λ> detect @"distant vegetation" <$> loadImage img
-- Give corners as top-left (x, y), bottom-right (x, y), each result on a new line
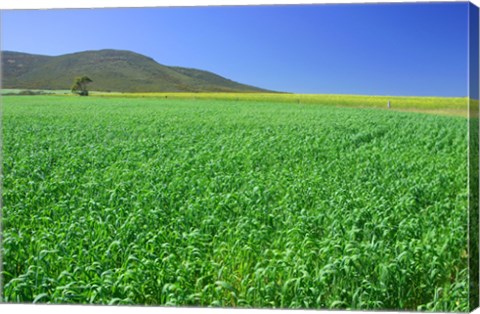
top-left (1, 50), bottom-right (274, 93)
top-left (0, 88), bottom-right (466, 116)
top-left (1, 90), bottom-right (53, 96)
top-left (99, 92), bottom-right (468, 116)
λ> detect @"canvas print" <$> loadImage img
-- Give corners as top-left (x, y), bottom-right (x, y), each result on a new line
top-left (0, 1), bottom-right (479, 312)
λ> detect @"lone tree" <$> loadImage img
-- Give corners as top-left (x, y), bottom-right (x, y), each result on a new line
top-left (71, 76), bottom-right (93, 96)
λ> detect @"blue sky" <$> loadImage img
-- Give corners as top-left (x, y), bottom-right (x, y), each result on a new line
top-left (1, 3), bottom-right (469, 96)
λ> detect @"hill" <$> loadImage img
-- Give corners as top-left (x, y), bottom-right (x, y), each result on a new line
top-left (1, 49), bottom-right (273, 93)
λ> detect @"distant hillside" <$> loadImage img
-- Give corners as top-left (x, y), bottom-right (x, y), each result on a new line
top-left (1, 49), bottom-right (274, 93)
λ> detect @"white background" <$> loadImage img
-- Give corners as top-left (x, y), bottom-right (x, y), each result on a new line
top-left (1, 0), bottom-right (479, 314)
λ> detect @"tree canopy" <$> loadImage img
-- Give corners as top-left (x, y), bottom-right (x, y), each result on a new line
top-left (71, 76), bottom-right (93, 96)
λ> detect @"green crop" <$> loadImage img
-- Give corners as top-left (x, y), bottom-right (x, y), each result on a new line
top-left (1, 95), bottom-right (469, 310)
top-left (97, 92), bottom-right (468, 116)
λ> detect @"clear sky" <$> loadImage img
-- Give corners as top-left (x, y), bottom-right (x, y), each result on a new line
top-left (0, 2), bottom-right (469, 96)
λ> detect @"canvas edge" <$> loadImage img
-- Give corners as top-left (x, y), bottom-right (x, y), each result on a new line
top-left (469, 1), bottom-right (480, 312)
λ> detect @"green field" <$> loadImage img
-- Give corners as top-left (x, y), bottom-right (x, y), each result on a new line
top-left (2, 90), bottom-right (469, 116)
top-left (1, 95), bottom-right (469, 310)
top-left (100, 92), bottom-right (469, 116)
